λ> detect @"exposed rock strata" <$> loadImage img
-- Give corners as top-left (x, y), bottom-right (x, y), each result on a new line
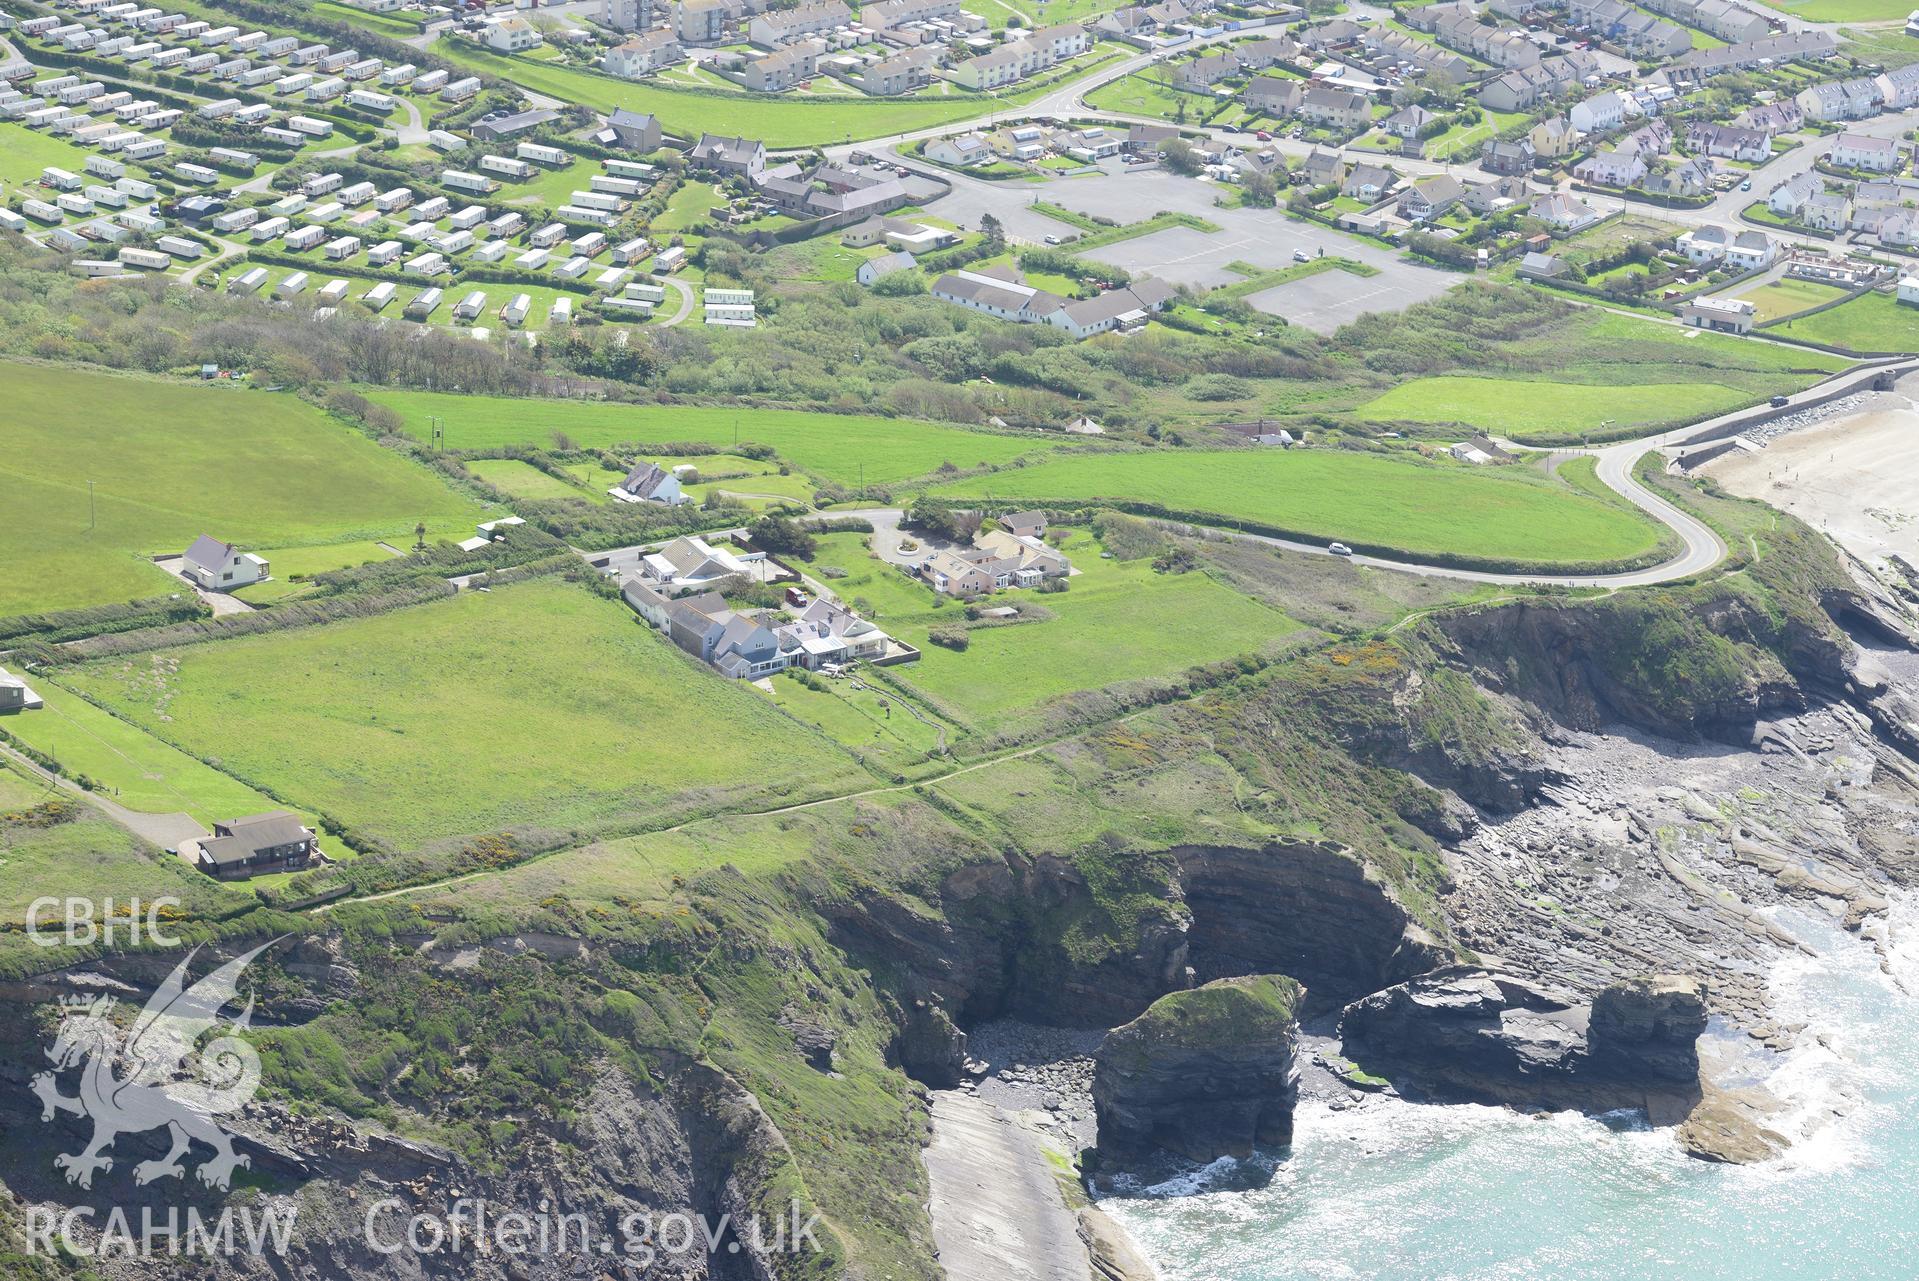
top-left (1093, 975), bottom-right (1303, 1165)
top-left (1338, 967), bottom-right (1706, 1118)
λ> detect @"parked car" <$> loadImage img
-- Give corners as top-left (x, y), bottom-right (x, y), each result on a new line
top-left (1255, 130), bottom-right (1271, 141)
top-left (1293, 248), bottom-right (1311, 262)
top-left (1740, 178), bottom-right (1752, 191)
top-left (1769, 394), bottom-right (1790, 407)
top-left (1328, 542), bottom-right (1353, 557)
top-left (1044, 234), bottom-right (1062, 245)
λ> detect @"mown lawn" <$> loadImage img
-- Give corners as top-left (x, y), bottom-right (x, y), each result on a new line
top-left (467, 458), bottom-right (602, 503)
top-left (436, 41), bottom-right (1123, 148)
top-left (363, 387), bottom-right (1068, 486)
top-left (926, 449), bottom-right (1668, 568)
top-left (230, 540), bottom-right (403, 603)
top-left (59, 579), bottom-right (871, 848)
top-left (0, 363), bottom-right (490, 616)
top-left (1766, 290), bottom-right (1919, 354)
top-left (1734, 278), bottom-right (1848, 322)
top-left (1356, 375), bottom-right (1755, 441)
top-left (653, 181), bottom-right (725, 232)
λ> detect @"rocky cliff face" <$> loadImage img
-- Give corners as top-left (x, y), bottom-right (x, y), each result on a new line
top-left (1173, 840), bottom-right (1449, 1012)
top-left (1092, 975), bottom-right (1303, 1167)
top-left (1337, 966), bottom-right (1707, 1117)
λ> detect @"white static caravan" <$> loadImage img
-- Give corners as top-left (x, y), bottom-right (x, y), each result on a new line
top-left (323, 235), bottom-right (360, 260)
top-left (366, 239), bottom-right (403, 267)
top-left (453, 289), bottom-right (488, 321)
top-left (362, 280), bottom-right (397, 310)
top-left (174, 162), bottom-right (219, 185)
top-left (568, 190), bottom-right (621, 213)
top-left (347, 89), bottom-right (395, 112)
top-left (554, 255), bottom-right (590, 280)
top-left (556, 204), bottom-right (614, 227)
top-left (612, 237), bottom-right (651, 265)
top-left (213, 206), bottom-right (259, 233)
top-left (318, 278), bottom-right (351, 305)
top-left (477, 154), bottom-right (531, 180)
top-left (625, 282), bottom-right (667, 304)
top-left (339, 181), bottom-right (376, 207)
top-left (414, 195), bottom-right (449, 220)
top-left (404, 251), bottom-right (447, 275)
top-left (549, 296), bottom-right (572, 325)
top-left (251, 216), bottom-right (290, 242)
top-left (426, 129), bottom-right (464, 152)
top-left (72, 259), bottom-right (123, 278)
top-left (406, 286), bottom-right (444, 318)
top-left (374, 187), bottom-right (413, 213)
top-left (276, 270), bottom-right (310, 298)
top-left (55, 192), bottom-right (95, 216)
top-left (303, 171), bottom-right (343, 196)
top-left (114, 175), bottom-right (156, 200)
top-left (440, 75), bottom-right (480, 102)
top-left (283, 224), bottom-right (328, 252)
top-left (118, 246), bottom-right (170, 269)
top-left (412, 68), bottom-right (448, 93)
top-left (381, 62), bottom-right (417, 86)
top-left (570, 230), bottom-right (608, 257)
top-left (498, 292), bottom-right (530, 328)
top-left (591, 175), bottom-right (643, 197)
top-left (286, 116), bottom-right (333, 138)
top-left (516, 141), bottom-right (567, 166)
top-left (472, 238), bottom-right (509, 263)
top-left (441, 169), bottom-right (495, 195)
top-left (513, 247), bottom-right (550, 270)
top-left (86, 184), bottom-right (128, 208)
top-left (41, 166), bottom-right (83, 190)
top-left (228, 266), bottom-right (268, 294)
top-left (273, 73), bottom-right (313, 95)
top-left (447, 204), bottom-right (487, 231)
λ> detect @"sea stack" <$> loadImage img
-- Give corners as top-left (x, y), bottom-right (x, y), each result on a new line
top-left (1093, 974), bottom-right (1304, 1166)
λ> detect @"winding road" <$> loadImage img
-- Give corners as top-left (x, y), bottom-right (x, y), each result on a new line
top-left (850, 359), bottom-right (1914, 591)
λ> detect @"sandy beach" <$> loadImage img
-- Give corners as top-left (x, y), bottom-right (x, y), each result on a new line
top-left (1709, 394), bottom-right (1919, 568)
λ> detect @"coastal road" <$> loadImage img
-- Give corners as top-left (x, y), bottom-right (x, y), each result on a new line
top-left (848, 361), bottom-right (1915, 591)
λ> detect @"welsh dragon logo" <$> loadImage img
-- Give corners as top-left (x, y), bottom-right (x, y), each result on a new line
top-left (31, 940), bottom-right (281, 1191)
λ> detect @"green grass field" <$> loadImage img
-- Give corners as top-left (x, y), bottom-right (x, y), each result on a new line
top-left (875, 528), bottom-right (1300, 732)
top-left (0, 363), bottom-right (490, 616)
top-left (362, 387), bottom-right (1069, 486)
top-left (926, 449), bottom-right (1668, 568)
top-left (0, 766), bottom-right (254, 965)
top-left (654, 181), bottom-right (725, 232)
top-left (1766, 290), bottom-right (1919, 353)
top-left (1356, 376), bottom-right (1755, 442)
top-left (59, 579), bottom-right (870, 848)
top-left (1754, 0), bottom-right (1913, 18)
top-left (436, 41), bottom-right (1122, 148)
top-left (764, 673), bottom-right (949, 774)
top-left (467, 458), bottom-right (602, 503)
top-left (1734, 278), bottom-right (1848, 322)
top-left (0, 121), bottom-right (99, 188)
top-left (1084, 71), bottom-right (1214, 123)
top-left (230, 540), bottom-right (403, 603)
top-left (4, 683), bottom-right (292, 825)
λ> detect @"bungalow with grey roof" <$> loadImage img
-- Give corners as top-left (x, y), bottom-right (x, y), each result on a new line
top-left (0, 666), bottom-right (43, 712)
top-left (186, 811), bottom-right (319, 880)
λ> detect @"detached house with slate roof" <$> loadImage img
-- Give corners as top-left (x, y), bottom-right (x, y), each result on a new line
top-left (608, 461), bottom-right (687, 505)
top-left (181, 534), bottom-right (267, 590)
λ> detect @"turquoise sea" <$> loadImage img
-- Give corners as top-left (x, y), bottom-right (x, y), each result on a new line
top-left (1101, 897), bottom-right (1919, 1281)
